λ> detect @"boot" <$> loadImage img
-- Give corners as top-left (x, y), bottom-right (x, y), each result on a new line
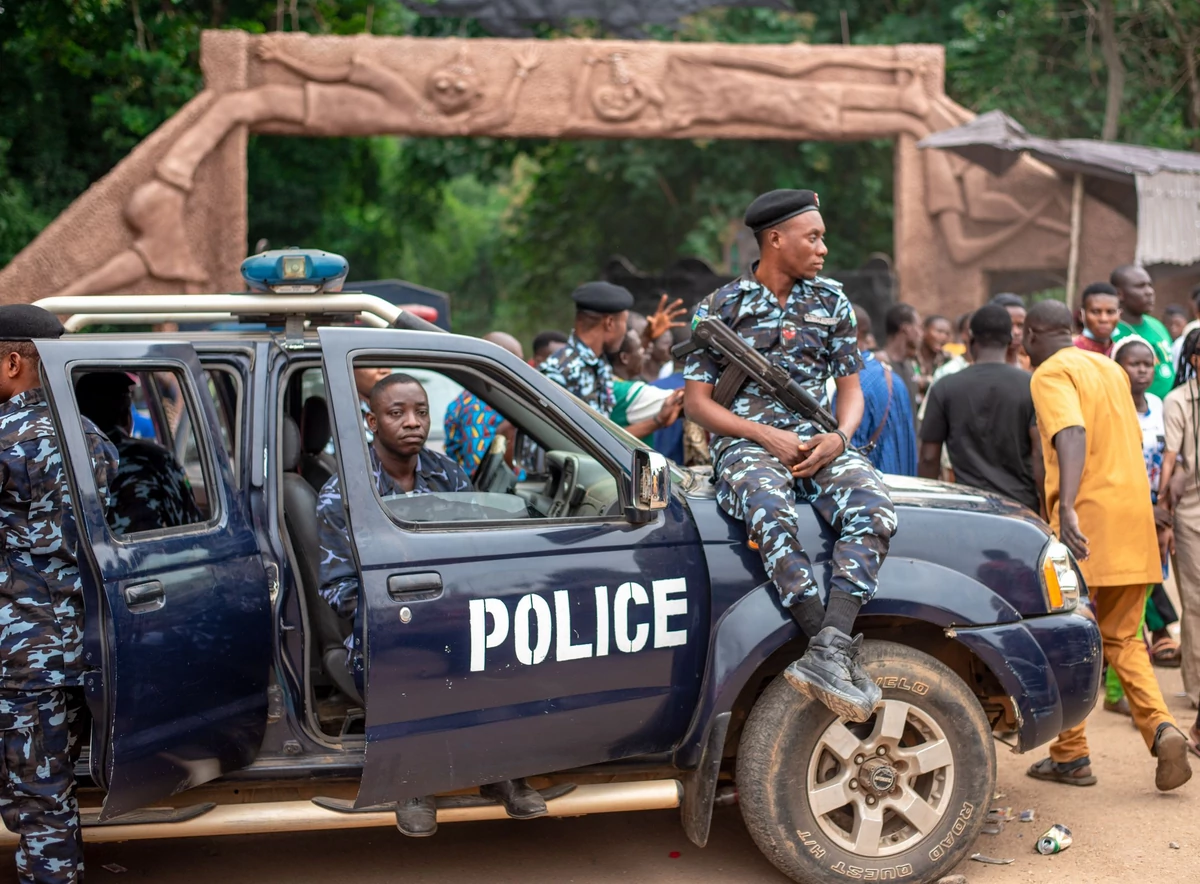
top-left (479, 778), bottom-right (548, 820)
top-left (395, 795), bottom-right (437, 837)
top-left (784, 627), bottom-right (877, 723)
top-left (844, 633), bottom-right (883, 714)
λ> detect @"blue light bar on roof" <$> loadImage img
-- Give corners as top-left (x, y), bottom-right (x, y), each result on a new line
top-left (240, 248), bottom-right (349, 294)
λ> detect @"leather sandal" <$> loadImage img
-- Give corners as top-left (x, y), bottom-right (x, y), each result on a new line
top-left (1026, 756), bottom-right (1097, 786)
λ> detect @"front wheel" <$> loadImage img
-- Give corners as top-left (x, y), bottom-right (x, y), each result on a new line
top-left (737, 640), bottom-right (996, 884)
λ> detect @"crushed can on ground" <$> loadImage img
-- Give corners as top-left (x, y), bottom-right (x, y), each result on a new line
top-left (1037, 824), bottom-right (1073, 855)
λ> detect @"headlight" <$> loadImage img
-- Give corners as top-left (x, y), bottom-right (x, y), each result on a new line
top-left (1040, 540), bottom-right (1081, 612)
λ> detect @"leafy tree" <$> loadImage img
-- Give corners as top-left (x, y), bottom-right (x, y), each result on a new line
top-left (2, 1), bottom-right (1199, 340)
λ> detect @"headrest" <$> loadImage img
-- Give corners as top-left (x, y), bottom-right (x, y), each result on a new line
top-left (300, 396), bottom-right (332, 455)
top-left (282, 417), bottom-right (301, 472)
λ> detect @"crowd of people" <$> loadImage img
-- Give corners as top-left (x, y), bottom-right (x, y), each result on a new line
top-left (470, 256), bottom-right (1200, 790)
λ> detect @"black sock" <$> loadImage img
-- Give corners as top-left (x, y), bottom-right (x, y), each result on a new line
top-left (822, 590), bottom-right (863, 635)
top-left (789, 595), bottom-right (826, 638)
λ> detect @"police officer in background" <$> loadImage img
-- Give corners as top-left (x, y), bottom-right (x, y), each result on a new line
top-left (75, 372), bottom-right (202, 536)
top-left (0, 305), bottom-right (119, 884)
top-left (539, 282), bottom-right (633, 415)
top-left (684, 190), bottom-right (898, 723)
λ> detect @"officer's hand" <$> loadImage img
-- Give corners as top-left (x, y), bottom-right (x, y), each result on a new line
top-left (758, 427), bottom-right (805, 470)
top-left (792, 433), bottom-right (845, 478)
top-left (1058, 506), bottom-right (1090, 561)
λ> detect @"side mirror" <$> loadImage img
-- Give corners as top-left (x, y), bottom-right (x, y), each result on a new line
top-left (628, 449), bottom-right (670, 522)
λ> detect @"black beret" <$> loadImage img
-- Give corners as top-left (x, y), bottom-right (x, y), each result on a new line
top-left (745, 189), bottom-right (821, 234)
top-left (0, 304), bottom-right (66, 342)
top-left (571, 281), bottom-right (634, 314)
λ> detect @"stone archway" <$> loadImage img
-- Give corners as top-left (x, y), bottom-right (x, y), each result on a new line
top-left (0, 30), bottom-right (1135, 319)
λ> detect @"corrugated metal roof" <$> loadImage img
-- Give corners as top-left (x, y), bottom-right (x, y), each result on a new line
top-left (1136, 171), bottom-right (1200, 266)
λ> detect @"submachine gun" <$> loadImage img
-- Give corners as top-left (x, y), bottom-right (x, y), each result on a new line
top-left (673, 317), bottom-right (841, 436)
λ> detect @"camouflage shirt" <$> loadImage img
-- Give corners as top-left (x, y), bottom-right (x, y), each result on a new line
top-left (684, 268), bottom-right (861, 460)
top-left (0, 387), bottom-right (118, 691)
top-left (539, 332), bottom-right (616, 416)
top-left (317, 445), bottom-right (470, 625)
top-left (107, 428), bottom-right (202, 536)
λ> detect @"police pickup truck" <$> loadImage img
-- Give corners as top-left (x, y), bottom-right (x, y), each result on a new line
top-left (17, 250), bottom-right (1101, 884)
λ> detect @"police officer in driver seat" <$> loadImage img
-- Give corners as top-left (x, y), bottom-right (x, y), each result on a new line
top-left (316, 372), bottom-right (548, 835)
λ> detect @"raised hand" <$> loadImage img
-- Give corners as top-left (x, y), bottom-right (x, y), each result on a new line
top-left (645, 294), bottom-right (688, 342)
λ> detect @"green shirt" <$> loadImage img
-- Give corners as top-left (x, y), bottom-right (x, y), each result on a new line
top-left (1113, 314), bottom-right (1176, 398)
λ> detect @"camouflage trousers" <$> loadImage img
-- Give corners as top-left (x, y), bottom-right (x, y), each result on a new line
top-left (0, 689), bottom-right (86, 884)
top-left (716, 440), bottom-right (897, 608)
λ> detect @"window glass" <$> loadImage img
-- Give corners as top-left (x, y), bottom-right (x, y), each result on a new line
top-left (343, 357), bottom-right (623, 525)
top-left (72, 367), bottom-right (213, 537)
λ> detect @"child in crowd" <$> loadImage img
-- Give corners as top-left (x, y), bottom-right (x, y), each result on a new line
top-left (1166, 305), bottom-right (1189, 342)
top-left (1105, 337), bottom-right (1183, 714)
top-left (1075, 282), bottom-right (1122, 358)
top-left (1160, 327), bottom-right (1200, 756)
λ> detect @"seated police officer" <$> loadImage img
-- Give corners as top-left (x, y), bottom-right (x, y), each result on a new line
top-left (76, 372), bottom-right (202, 535)
top-left (684, 190), bottom-right (898, 723)
top-left (316, 372), bottom-right (548, 835)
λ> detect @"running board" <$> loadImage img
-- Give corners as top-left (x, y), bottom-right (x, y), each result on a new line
top-left (82, 803), bottom-right (217, 827)
top-left (0, 780), bottom-right (682, 845)
top-left (313, 782), bottom-right (578, 814)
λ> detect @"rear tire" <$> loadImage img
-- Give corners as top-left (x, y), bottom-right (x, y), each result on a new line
top-left (737, 640), bottom-right (995, 884)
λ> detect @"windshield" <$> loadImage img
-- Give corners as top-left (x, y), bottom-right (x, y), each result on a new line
top-left (564, 391), bottom-right (694, 487)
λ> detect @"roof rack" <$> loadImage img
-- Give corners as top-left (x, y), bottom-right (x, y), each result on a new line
top-left (34, 293), bottom-right (406, 333)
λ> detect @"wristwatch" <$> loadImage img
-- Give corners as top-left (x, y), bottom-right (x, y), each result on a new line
top-left (834, 429), bottom-right (849, 454)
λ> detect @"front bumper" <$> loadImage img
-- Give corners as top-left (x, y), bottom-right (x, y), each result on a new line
top-left (951, 609), bottom-right (1102, 752)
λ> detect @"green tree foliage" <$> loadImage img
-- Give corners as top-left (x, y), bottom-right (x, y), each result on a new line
top-left (2, 1), bottom-right (1198, 339)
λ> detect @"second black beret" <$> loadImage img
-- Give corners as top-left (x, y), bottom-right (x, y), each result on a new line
top-left (571, 281), bottom-right (635, 314)
top-left (744, 189), bottom-right (821, 234)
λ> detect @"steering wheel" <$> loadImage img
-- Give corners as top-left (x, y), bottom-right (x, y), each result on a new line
top-left (472, 433), bottom-right (515, 493)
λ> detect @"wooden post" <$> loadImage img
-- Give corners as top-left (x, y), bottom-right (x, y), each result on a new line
top-left (1065, 173), bottom-right (1084, 307)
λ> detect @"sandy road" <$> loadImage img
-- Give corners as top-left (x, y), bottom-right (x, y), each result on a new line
top-left (5, 667), bottom-right (1187, 884)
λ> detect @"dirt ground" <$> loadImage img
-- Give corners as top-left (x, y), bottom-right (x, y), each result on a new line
top-left (0, 666), bottom-right (1186, 884)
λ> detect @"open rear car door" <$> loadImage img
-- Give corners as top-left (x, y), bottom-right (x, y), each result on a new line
top-left (36, 339), bottom-right (272, 820)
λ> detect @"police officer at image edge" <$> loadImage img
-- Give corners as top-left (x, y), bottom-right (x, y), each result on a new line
top-left (0, 304), bottom-right (120, 884)
top-left (684, 189), bottom-right (898, 723)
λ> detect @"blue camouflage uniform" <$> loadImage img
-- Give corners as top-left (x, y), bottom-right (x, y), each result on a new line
top-left (539, 332), bottom-right (616, 416)
top-left (684, 270), bottom-right (897, 610)
top-left (105, 428), bottom-right (202, 536)
top-left (0, 387), bottom-right (118, 884)
top-left (317, 445), bottom-right (470, 686)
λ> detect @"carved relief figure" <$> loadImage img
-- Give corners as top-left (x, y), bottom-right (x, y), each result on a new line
top-left (658, 49), bottom-right (933, 138)
top-left (921, 97), bottom-right (1070, 266)
top-left (49, 39), bottom-right (543, 299)
top-left (568, 51), bottom-right (667, 126)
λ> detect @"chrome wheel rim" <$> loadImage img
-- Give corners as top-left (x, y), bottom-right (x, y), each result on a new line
top-left (805, 699), bottom-right (955, 858)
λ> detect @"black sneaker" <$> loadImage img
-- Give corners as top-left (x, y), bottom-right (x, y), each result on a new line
top-left (395, 795), bottom-right (438, 837)
top-left (844, 633), bottom-right (883, 714)
top-left (784, 627), bottom-right (877, 723)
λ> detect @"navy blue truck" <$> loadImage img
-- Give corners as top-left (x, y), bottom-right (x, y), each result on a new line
top-left (21, 282), bottom-right (1101, 884)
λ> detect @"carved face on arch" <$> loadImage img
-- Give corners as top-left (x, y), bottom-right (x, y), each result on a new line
top-left (427, 57), bottom-right (483, 115)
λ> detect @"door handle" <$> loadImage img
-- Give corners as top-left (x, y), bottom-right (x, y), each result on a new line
top-left (387, 572), bottom-right (443, 602)
top-left (122, 581), bottom-right (165, 613)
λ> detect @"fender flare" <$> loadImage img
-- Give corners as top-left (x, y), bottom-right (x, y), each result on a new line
top-left (674, 557), bottom-right (1023, 770)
